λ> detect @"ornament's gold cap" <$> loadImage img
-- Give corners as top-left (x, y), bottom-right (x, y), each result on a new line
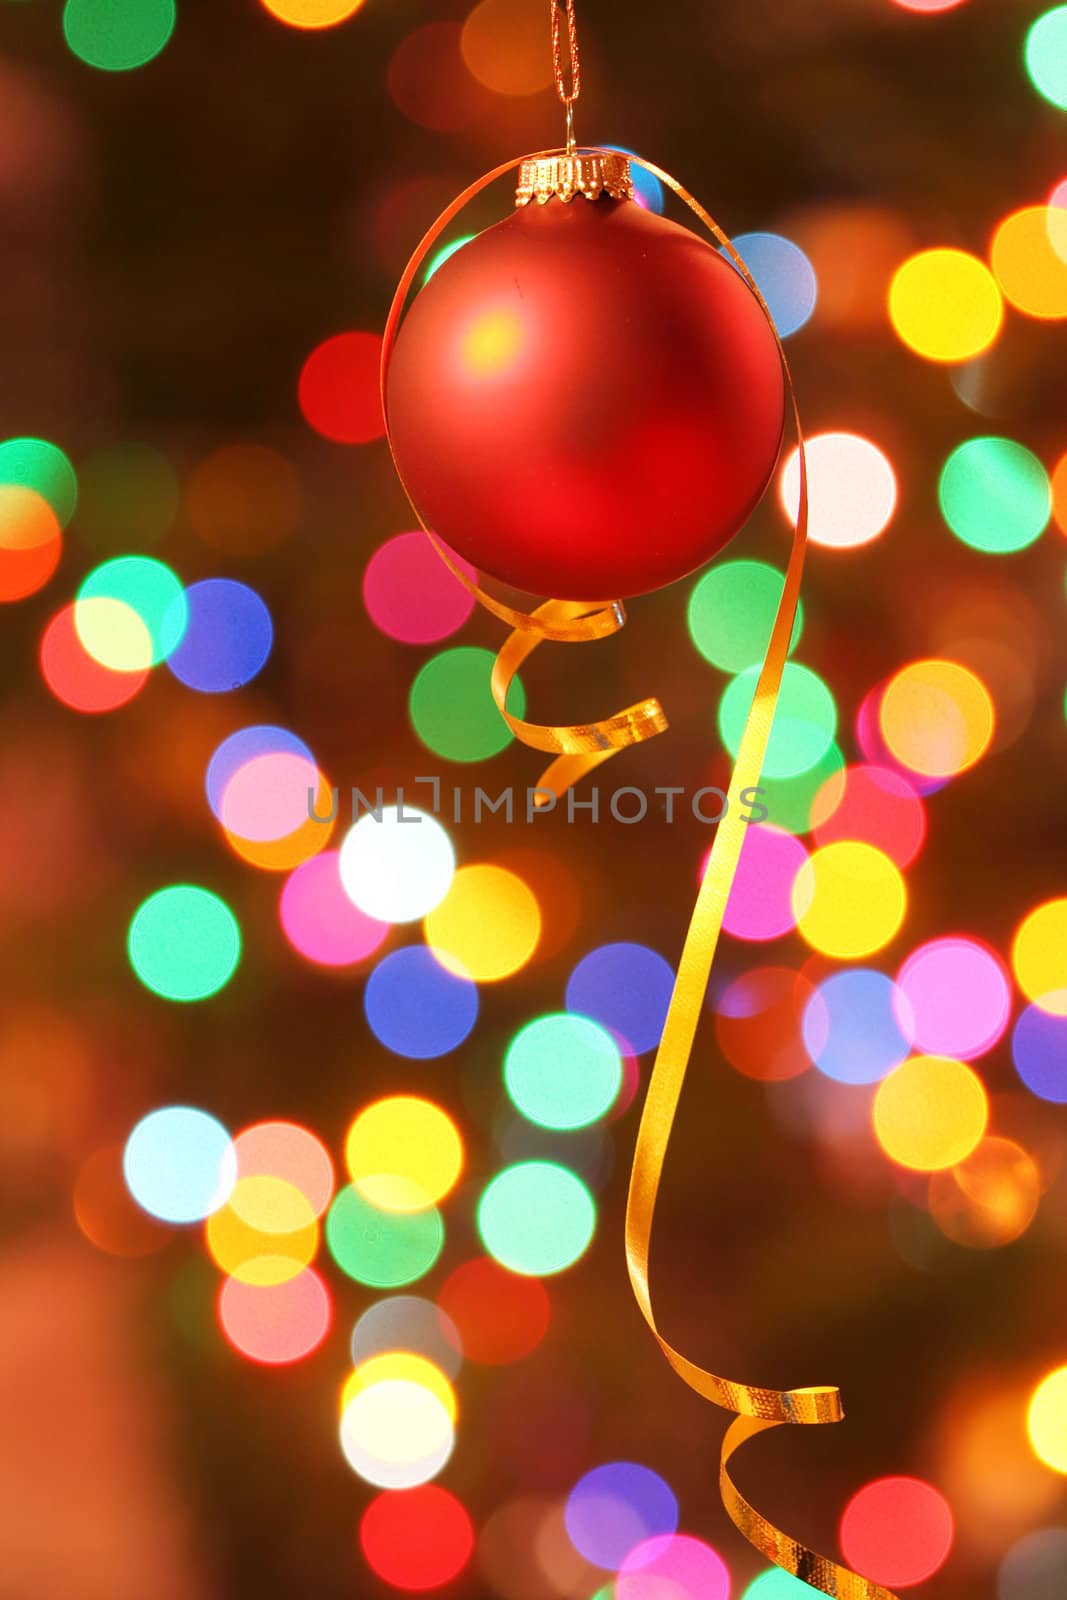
top-left (515, 150), bottom-right (634, 207)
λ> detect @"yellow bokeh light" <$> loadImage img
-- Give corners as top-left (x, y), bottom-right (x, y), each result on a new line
top-left (1028, 1368), bottom-right (1067, 1473)
top-left (340, 1378), bottom-right (454, 1480)
top-left (888, 248), bottom-right (1003, 362)
top-left (873, 1055), bottom-right (988, 1172)
top-left (879, 659), bottom-right (994, 778)
top-left (259, 0), bottom-right (366, 29)
top-left (461, 310), bottom-right (524, 377)
top-left (74, 595), bottom-right (154, 672)
top-left (206, 1175), bottom-right (318, 1285)
top-left (424, 863), bottom-right (541, 981)
top-left (341, 1354), bottom-right (457, 1422)
top-left (1012, 899), bottom-right (1067, 1017)
top-left (991, 206), bottom-right (1067, 320)
top-left (346, 1096), bottom-right (464, 1213)
top-left (461, 0), bottom-right (554, 95)
top-left (792, 841), bottom-right (907, 959)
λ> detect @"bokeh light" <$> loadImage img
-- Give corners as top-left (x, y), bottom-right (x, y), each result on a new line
top-left (351, 1295), bottom-right (463, 1379)
top-left (939, 437), bottom-right (1051, 553)
top-left (616, 1534), bottom-right (730, 1600)
top-left (1013, 1004), bottom-right (1067, 1101)
top-left (340, 1376), bottom-right (454, 1488)
top-left (889, 248), bottom-right (1003, 361)
top-left (873, 1055), bottom-right (989, 1171)
top-left (186, 443), bottom-right (301, 555)
top-left (742, 1572), bottom-right (823, 1598)
top-left (992, 206), bottom-right (1067, 319)
top-left (76, 554), bottom-right (187, 671)
top-left (730, 232), bottom-right (818, 337)
top-left (792, 841), bottom-right (907, 959)
top-left (0, 435), bottom-right (77, 525)
top-left (206, 1175), bottom-right (318, 1285)
top-left (0, 486), bottom-right (62, 603)
top-left (63, 0), bottom-right (175, 70)
top-left (998, 1528), bottom-right (1067, 1600)
top-left (478, 1162), bottom-right (595, 1276)
top-left (928, 1137), bottom-right (1040, 1249)
top-left (460, 0), bottom-right (554, 95)
top-left (803, 969), bottom-right (912, 1085)
top-left (1012, 900), bottom-right (1067, 1015)
top-left (364, 947), bottom-right (479, 1059)
top-left (218, 1268), bottom-right (332, 1364)
top-left (259, 0), bottom-right (365, 28)
top-left (342, 1354), bottom-right (457, 1425)
top-left (1029, 1368), bottom-right (1067, 1473)
top-left (40, 601), bottom-right (149, 712)
top-left (715, 966), bottom-right (817, 1082)
top-left (566, 942), bottom-right (675, 1055)
top-left (234, 1120), bottom-right (334, 1217)
top-left (363, 531), bottom-right (476, 644)
top-left (127, 884), bottom-right (241, 1002)
top-left (298, 331), bottom-right (384, 444)
top-left (124, 1106), bottom-right (236, 1223)
top-left (895, 937), bottom-right (1011, 1059)
top-left (723, 825), bottom-right (808, 942)
top-left (1025, 8), bottom-right (1067, 110)
top-left (279, 849), bottom-right (389, 967)
top-left (409, 646), bottom-right (524, 762)
top-left (166, 578), bottom-right (273, 692)
top-left (839, 1476), bottom-right (954, 1587)
top-left (346, 1096), bottom-right (464, 1212)
top-left (425, 863), bottom-right (540, 981)
top-left (878, 658), bottom-right (994, 778)
top-left (780, 432), bottom-right (897, 549)
top-left (360, 1485), bottom-right (474, 1590)
top-left (720, 662), bottom-right (837, 778)
top-left (327, 1184), bottom-right (444, 1287)
top-left (73, 1143), bottom-right (170, 1257)
top-left (687, 559), bottom-right (803, 673)
top-left (437, 1256), bottom-right (550, 1364)
top-left (339, 805), bottom-right (455, 923)
top-left (811, 763), bottom-right (926, 868)
top-left (76, 442), bottom-right (177, 548)
top-left (565, 1462), bottom-right (678, 1569)
top-left (504, 1013), bottom-right (622, 1130)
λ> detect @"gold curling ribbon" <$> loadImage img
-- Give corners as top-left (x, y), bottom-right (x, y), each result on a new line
top-left (381, 151), bottom-right (900, 1599)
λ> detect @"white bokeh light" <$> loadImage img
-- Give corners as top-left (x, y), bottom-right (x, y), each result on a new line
top-left (339, 1379), bottom-right (454, 1487)
top-left (339, 805), bottom-right (455, 923)
top-left (780, 431), bottom-right (898, 549)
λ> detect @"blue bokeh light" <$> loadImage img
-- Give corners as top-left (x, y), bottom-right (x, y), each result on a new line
top-left (802, 969), bottom-right (911, 1086)
top-left (727, 232), bottom-right (818, 338)
top-left (205, 724), bottom-right (315, 823)
top-left (167, 578), bottom-right (273, 693)
top-left (364, 945), bottom-right (479, 1059)
top-left (565, 1461), bottom-right (679, 1569)
top-left (566, 942), bottom-right (675, 1055)
top-left (1012, 1005), bottom-right (1067, 1103)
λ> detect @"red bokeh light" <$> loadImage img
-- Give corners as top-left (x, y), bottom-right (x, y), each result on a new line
top-left (438, 1256), bottom-right (550, 1365)
top-left (360, 1485), bottom-right (474, 1591)
top-left (839, 1475), bottom-right (954, 1587)
top-left (297, 331), bottom-right (384, 445)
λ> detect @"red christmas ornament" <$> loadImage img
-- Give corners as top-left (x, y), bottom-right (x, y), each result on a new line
top-left (384, 153), bottom-right (785, 601)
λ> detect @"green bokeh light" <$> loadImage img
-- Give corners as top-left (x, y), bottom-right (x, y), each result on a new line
top-left (409, 645), bottom-right (525, 762)
top-left (504, 1013), bottom-right (622, 1130)
top-left (78, 443), bottom-right (178, 548)
top-left (128, 885), bottom-right (241, 1002)
top-left (939, 436), bottom-right (1051, 553)
top-left (758, 740), bottom-right (845, 834)
top-left (719, 662), bottom-right (837, 779)
top-left (742, 1569), bottom-right (822, 1598)
top-left (0, 436), bottom-right (77, 526)
top-left (688, 559), bottom-right (803, 673)
top-left (1025, 6), bottom-right (1067, 109)
top-left (77, 555), bottom-right (187, 667)
top-left (477, 1161), bottom-right (595, 1276)
top-left (424, 235), bottom-right (476, 283)
top-left (325, 1185), bottom-right (444, 1287)
top-left (63, 0), bottom-right (176, 72)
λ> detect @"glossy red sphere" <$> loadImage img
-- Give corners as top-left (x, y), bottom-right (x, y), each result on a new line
top-left (385, 195), bottom-right (785, 600)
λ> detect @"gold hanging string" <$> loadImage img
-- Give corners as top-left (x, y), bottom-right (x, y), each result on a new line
top-left (380, 151), bottom-right (899, 1597)
top-left (551, 0), bottom-right (581, 153)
